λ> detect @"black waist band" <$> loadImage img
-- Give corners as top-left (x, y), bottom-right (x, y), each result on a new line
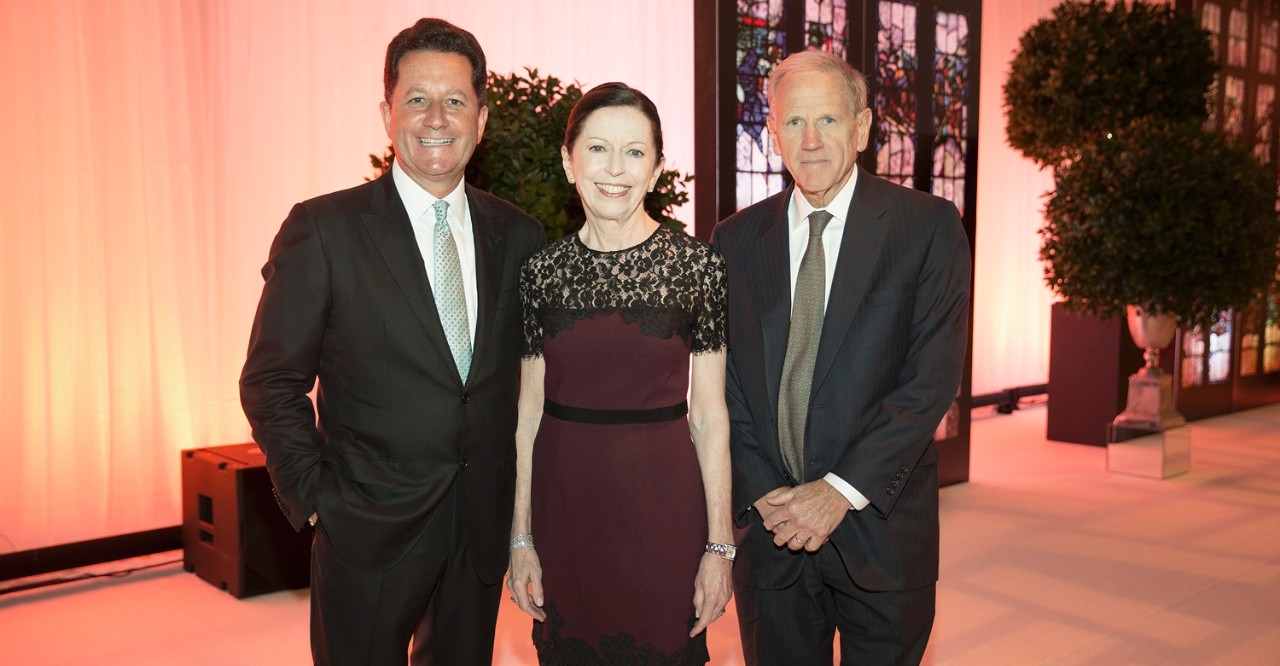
top-left (543, 399), bottom-right (688, 425)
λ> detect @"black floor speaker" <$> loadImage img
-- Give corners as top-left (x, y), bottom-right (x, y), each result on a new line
top-left (181, 443), bottom-right (312, 598)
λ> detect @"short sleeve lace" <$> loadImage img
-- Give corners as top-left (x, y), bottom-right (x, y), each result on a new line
top-left (520, 225), bottom-right (728, 359)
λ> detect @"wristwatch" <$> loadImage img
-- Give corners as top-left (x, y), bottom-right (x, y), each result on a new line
top-left (704, 541), bottom-right (737, 561)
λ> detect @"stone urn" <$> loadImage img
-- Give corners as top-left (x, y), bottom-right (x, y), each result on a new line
top-left (1125, 305), bottom-right (1178, 377)
top-left (1113, 305), bottom-right (1186, 429)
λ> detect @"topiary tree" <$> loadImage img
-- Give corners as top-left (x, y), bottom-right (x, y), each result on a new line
top-left (1003, 0), bottom-right (1216, 169)
top-left (1003, 0), bottom-right (1280, 331)
top-left (1041, 117), bottom-right (1280, 331)
top-left (371, 68), bottom-right (692, 242)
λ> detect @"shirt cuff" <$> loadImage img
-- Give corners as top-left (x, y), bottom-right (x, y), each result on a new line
top-left (823, 473), bottom-right (870, 511)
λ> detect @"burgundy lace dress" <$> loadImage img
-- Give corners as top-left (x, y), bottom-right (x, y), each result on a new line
top-left (520, 225), bottom-right (727, 666)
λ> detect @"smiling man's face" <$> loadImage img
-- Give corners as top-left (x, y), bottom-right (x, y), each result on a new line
top-left (380, 50), bottom-right (487, 198)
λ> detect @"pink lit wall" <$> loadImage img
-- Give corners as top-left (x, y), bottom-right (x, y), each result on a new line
top-left (0, 0), bottom-right (1059, 554)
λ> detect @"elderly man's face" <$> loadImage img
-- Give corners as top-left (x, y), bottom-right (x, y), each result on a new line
top-left (767, 69), bottom-right (872, 208)
top-left (380, 50), bottom-right (487, 198)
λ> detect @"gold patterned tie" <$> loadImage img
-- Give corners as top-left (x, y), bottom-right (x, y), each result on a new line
top-left (432, 200), bottom-right (472, 381)
top-left (778, 209), bottom-right (833, 481)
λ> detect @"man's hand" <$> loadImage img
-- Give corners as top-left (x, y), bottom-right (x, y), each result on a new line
top-left (755, 481), bottom-right (850, 552)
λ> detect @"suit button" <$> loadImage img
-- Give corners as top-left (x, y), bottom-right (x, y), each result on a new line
top-left (462, 393), bottom-right (471, 404)
top-left (886, 488), bottom-right (896, 495)
top-left (895, 471), bottom-right (905, 479)
top-left (899, 465), bottom-right (908, 473)
top-left (460, 460), bottom-right (469, 469)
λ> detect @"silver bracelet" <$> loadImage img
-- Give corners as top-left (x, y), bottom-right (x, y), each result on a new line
top-left (509, 533), bottom-right (534, 551)
top-left (705, 541), bottom-right (737, 561)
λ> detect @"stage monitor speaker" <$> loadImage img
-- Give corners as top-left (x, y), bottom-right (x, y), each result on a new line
top-left (181, 443), bottom-right (311, 598)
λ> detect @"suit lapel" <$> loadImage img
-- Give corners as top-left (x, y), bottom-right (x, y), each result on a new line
top-left (756, 190), bottom-right (794, 417)
top-left (466, 185), bottom-right (507, 388)
top-left (811, 173), bottom-right (889, 396)
top-left (361, 173), bottom-right (460, 381)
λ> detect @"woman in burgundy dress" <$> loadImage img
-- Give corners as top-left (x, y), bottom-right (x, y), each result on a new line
top-left (506, 82), bottom-right (734, 665)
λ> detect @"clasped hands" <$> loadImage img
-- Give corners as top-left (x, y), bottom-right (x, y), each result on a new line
top-left (754, 480), bottom-right (849, 552)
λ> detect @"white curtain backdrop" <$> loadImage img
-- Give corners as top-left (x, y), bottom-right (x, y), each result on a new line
top-left (0, 0), bottom-right (695, 554)
top-left (1, 0), bottom-right (1058, 554)
top-left (972, 0), bottom-right (1064, 396)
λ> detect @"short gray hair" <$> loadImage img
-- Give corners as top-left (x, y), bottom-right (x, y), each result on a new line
top-left (767, 49), bottom-right (869, 117)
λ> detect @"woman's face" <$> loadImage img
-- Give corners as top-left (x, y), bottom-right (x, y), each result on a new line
top-left (562, 106), bottom-right (664, 225)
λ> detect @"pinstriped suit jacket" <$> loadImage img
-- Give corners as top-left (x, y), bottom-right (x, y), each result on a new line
top-left (712, 172), bottom-right (970, 592)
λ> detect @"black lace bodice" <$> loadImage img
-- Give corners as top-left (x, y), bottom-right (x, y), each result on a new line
top-left (520, 225), bottom-right (728, 358)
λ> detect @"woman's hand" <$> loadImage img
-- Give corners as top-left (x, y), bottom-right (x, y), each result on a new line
top-left (506, 547), bottom-right (547, 622)
top-left (689, 552), bottom-right (733, 637)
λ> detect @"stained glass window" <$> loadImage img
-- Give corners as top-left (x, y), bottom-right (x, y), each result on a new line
top-left (1259, 20), bottom-right (1279, 165)
top-left (932, 10), bottom-right (969, 215)
top-left (1203, 3), bottom-right (1223, 127)
top-left (805, 0), bottom-right (847, 58)
top-left (1261, 19), bottom-right (1279, 75)
top-left (1225, 75), bottom-right (1246, 138)
top-left (1266, 292), bottom-right (1280, 373)
top-left (875, 1), bottom-right (918, 187)
top-left (1240, 303), bottom-right (1260, 377)
top-left (1239, 289), bottom-right (1280, 376)
top-left (1203, 3), bottom-right (1222, 56)
top-left (1256, 84), bottom-right (1275, 163)
top-left (1228, 7), bottom-right (1248, 68)
top-left (1182, 329), bottom-right (1207, 387)
top-left (735, 0), bottom-right (788, 210)
top-left (1208, 316), bottom-right (1233, 383)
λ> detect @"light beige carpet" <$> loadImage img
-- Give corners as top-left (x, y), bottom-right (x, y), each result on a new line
top-left (2, 402), bottom-right (1277, 665)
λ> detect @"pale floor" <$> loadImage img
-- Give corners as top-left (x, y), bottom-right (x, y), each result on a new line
top-left (1, 402), bottom-right (1278, 665)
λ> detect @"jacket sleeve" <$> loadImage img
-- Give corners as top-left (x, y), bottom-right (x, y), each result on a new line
top-left (830, 199), bottom-right (970, 516)
top-left (724, 349), bottom-right (789, 520)
top-left (239, 203), bottom-right (330, 530)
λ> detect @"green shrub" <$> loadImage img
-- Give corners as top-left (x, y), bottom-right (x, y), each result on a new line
top-left (1003, 0), bottom-right (1215, 168)
top-left (1041, 118), bottom-right (1279, 330)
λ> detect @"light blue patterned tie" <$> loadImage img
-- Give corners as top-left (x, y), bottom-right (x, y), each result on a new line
top-left (778, 209), bottom-right (832, 481)
top-left (432, 200), bottom-right (472, 381)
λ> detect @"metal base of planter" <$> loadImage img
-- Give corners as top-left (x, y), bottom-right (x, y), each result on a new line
top-left (1108, 371), bottom-right (1190, 478)
top-left (1107, 422), bottom-right (1191, 478)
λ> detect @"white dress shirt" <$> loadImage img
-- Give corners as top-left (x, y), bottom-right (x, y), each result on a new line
top-left (785, 167), bottom-right (871, 512)
top-left (392, 162), bottom-right (478, 343)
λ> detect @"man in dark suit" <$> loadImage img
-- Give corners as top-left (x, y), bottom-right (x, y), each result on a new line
top-left (712, 49), bottom-right (970, 665)
top-left (239, 18), bottom-right (543, 666)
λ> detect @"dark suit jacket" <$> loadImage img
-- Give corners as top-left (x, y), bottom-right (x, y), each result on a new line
top-left (240, 172), bottom-right (544, 581)
top-left (712, 173), bottom-right (970, 593)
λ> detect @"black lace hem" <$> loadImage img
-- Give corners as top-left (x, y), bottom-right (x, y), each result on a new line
top-left (532, 600), bottom-right (710, 666)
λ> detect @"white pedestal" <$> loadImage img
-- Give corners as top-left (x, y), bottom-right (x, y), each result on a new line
top-left (1106, 423), bottom-right (1191, 479)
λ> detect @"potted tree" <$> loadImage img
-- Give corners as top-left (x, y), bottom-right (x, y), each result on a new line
top-left (1042, 117), bottom-right (1278, 337)
top-left (1003, 0), bottom-right (1280, 445)
top-left (1004, 0), bottom-right (1216, 170)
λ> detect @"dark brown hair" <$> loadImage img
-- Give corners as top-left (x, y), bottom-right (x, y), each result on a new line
top-left (563, 82), bottom-right (664, 160)
top-left (383, 18), bottom-right (487, 104)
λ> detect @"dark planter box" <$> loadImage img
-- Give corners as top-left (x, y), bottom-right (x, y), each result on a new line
top-left (1046, 303), bottom-right (1165, 446)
